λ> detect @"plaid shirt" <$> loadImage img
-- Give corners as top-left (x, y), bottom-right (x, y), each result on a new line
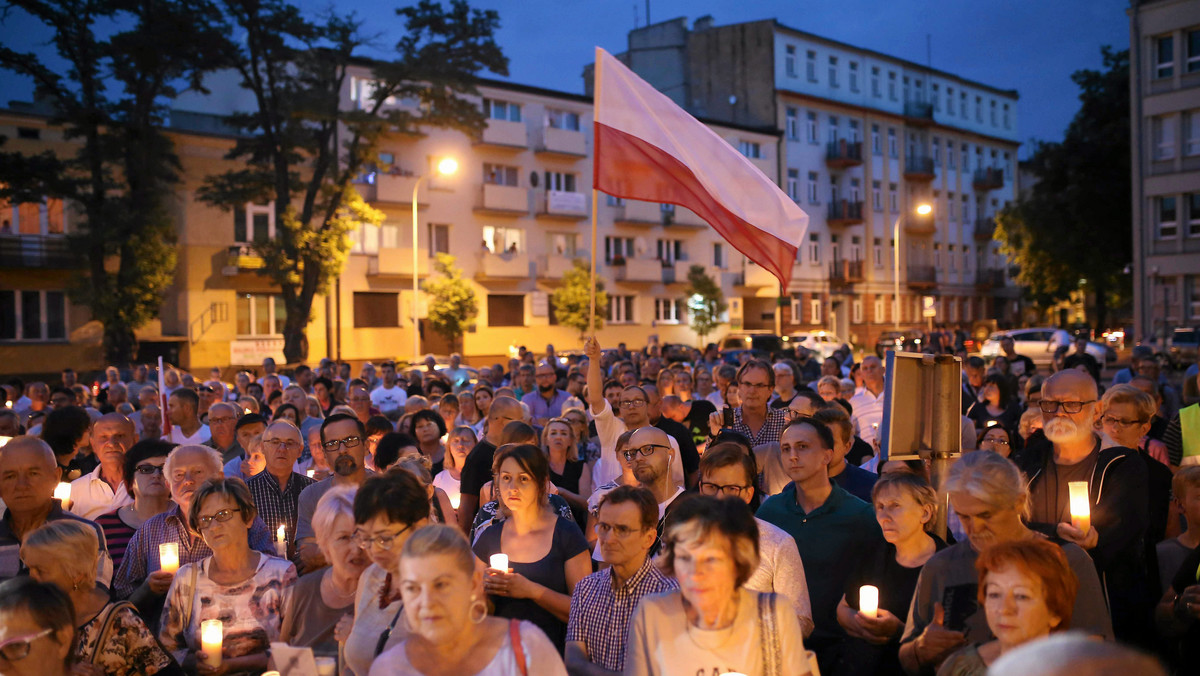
top-left (565, 557), bottom-right (678, 672)
top-left (729, 406), bottom-right (788, 447)
top-left (246, 471), bottom-right (314, 559)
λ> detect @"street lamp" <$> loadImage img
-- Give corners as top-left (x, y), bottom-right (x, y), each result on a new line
top-left (412, 156), bottom-right (458, 362)
top-left (894, 202), bottom-right (933, 331)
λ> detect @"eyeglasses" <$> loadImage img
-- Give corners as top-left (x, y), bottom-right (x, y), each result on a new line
top-left (1037, 400), bottom-right (1094, 414)
top-left (699, 481), bottom-right (751, 497)
top-left (262, 438), bottom-right (301, 451)
top-left (1101, 415), bottom-right (1147, 429)
top-left (621, 444), bottom-right (669, 462)
top-left (134, 464), bottom-right (165, 475)
top-left (0, 628), bottom-right (53, 661)
top-left (208, 416), bottom-right (235, 425)
top-left (738, 381), bottom-right (772, 390)
top-left (197, 508), bottom-right (242, 529)
top-left (618, 399), bottom-right (647, 409)
top-left (322, 435), bottom-right (363, 451)
top-left (353, 524), bottom-right (413, 551)
top-left (982, 438), bottom-right (1011, 447)
top-left (594, 522), bottom-right (642, 538)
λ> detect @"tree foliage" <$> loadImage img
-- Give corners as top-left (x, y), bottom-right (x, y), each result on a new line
top-left (423, 253), bottom-right (477, 352)
top-left (198, 0), bottom-right (508, 363)
top-left (684, 264), bottom-right (727, 345)
top-left (552, 259), bottom-right (608, 338)
top-left (994, 47), bottom-right (1130, 331)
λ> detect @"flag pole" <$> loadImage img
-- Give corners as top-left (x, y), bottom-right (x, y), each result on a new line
top-left (590, 188), bottom-right (597, 333)
top-left (589, 47), bottom-right (602, 335)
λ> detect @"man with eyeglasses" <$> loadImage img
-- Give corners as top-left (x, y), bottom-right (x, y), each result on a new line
top-left (1012, 369), bottom-right (1149, 644)
top-left (565, 485), bottom-right (678, 675)
top-left (246, 420), bottom-right (314, 562)
top-left (705, 359), bottom-right (788, 449)
top-left (295, 413), bottom-right (372, 572)
top-left (67, 413), bottom-right (137, 520)
top-left (625, 426), bottom-right (683, 557)
top-left (202, 402), bottom-right (242, 465)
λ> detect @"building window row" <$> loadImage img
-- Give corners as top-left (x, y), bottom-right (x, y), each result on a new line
top-left (1153, 29), bottom-right (1200, 79)
top-left (1152, 111), bottom-right (1200, 160)
top-left (1156, 193), bottom-right (1200, 239)
top-left (0, 290), bottom-right (67, 342)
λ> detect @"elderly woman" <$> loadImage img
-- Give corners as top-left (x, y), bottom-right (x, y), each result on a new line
top-left (455, 390), bottom-right (481, 428)
top-left (410, 408), bottom-right (448, 475)
top-left (472, 444), bottom-right (591, 652)
top-left (341, 468), bottom-right (430, 676)
top-left (1099, 384), bottom-right (1169, 465)
top-left (433, 425), bottom-right (476, 513)
top-left (370, 525), bottom-right (566, 675)
top-left (0, 577), bottom-right (77, 676)
top-left (543, 417), bottom-right (591, 527)
top-left (280, 486), bottom-right (368, 656)
top-left (978, 425), bottom-right (1015, 459)
top-left (936, 539), bottom-right (1077, 675)
top-left (837, 472), bottom-right (946, 676)
top-left (623, 495), bottom-right (809, 676)
top-left (95, 439), bottom-right (176, 573)
top-left (21, 520), bottom-right (177, 675)
top-left (159, 478), bottom-right (296, 674)
top-left (898, 451), bottom-right (1112, 674)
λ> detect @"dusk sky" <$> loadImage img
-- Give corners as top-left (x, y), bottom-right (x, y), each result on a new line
top-left (1, 0), bottom-right (1130, 157)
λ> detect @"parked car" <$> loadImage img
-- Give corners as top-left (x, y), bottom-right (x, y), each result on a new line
top-left (720, 333), bottom-right (785, 360)
top-left (784, 331), bottom-right (846, 360)
top-left (980, 328), bottom-right (1113, 366)
top-left (1160, 327), bottom-right (1200, 369)
top-left (874, 331), bottom-right (914, 358)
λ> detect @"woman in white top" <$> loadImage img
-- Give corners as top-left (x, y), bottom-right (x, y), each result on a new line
top-left (370, 524), bottom-right (565, 676)
top-left (624, 495), bottom-right (810, 676)
top-left (433, 426), bottom-right (477, 516)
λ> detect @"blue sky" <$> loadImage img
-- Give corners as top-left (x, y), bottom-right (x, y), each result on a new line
top-left (1, 0), bottom-right (1130, 157)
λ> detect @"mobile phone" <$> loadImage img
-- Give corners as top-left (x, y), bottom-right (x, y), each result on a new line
top-left (723, 406), bottom-right (734, 427)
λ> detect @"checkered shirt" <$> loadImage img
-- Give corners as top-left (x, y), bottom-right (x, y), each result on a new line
top-left (565, 557), bottom-right (678, 671)
top-left (728, 406), bottom-right (788, 447)
top-left (246, 471), bottom-right (314, 558)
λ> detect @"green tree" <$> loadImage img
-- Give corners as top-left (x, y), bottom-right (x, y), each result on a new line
top-left (0, 0), bottom-right (226, 364)
top-left (994, 47), bottom-right (1130, 331)
top-left (424, 253), bottom-right (477, 353)
top-left (685, 264), bottom-right (727, 346)
top-left (552, 259), bottom-right (608, 338)
top-left (198, 0), bottom-right (507, 363)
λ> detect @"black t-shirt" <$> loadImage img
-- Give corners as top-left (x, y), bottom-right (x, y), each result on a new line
top-left (847, 436), bottom-right (874, 467)
top-left (459, 439), bottom-right (497, 497)
top-left (1170, 543), bottom-right (1200, 666)
top-left (654, 417), bottom-right (699, 479)
top-left (684, 399), bottom-right (717, 449)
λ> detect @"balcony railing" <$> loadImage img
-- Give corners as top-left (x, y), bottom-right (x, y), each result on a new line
top-left (474, 184), bottom-right (529, 216)
top-left (536, 190), bottom-right (589, 220)
top-left (904, 101), bottom-right (935, 125)
top-left (825, 140), bottom-right (863, 169)
top-left (906, 264), bottom-right (937, 289)
top-left (476, 251), bottom-right (530, 279)
top-left (973, 168), bottom-right (1005, 191)
top-left (615, 200), bottom-right (669, 227)
top-left (903, 156), bottom-right (936, 181)
top-left (368, 247), bottom-right (429, 277)
top-left (904, 211), bottom-right (936, 236)
top-left (476, 119), bottom-right (527, 149)
top-left (533, 126), bottom-right (587, 157)
top-left (827, 200), bottom-right (864, 226)
top-left (828, 259), bottom-right (865, 285)
top-left (357, 172), bottom-right (423, 205)
top-left (974, 217), bottom-right (996, 242)
top-left (0, 235), bottom-right (80, 269)
top-left (611, 257), bottom-right (660, 283)
top-left (222, 245), bottom-right (265, 276)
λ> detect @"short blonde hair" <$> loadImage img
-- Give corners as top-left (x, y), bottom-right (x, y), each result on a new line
top-left (1172, 466), bottom-right (1200, 503)
top-left (1099, 384), bottom-right (1157, 424)
top-left (313, 485), bottom-right (357, 559)
top-left (21, 520), bottom-right (98, 585)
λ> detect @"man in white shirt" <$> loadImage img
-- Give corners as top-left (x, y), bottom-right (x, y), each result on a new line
top-left (849, 355), bottom-right (886, 446)
top-left (369, 360), bottom-right (408, 414)
top-left (68, 413), bottom-right (136, 519)
top-left (162, 388), bottom-right (211, 445)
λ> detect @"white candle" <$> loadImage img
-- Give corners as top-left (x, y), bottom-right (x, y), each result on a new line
top-left (159, 543), bottom-right (179, 574)
top-left (53, 482), bottom-right (71, 506)
top-left (243, 407), bottom-right (252, 414)
top-left (275, 524), bottom-right (288, 557)
top-left (0, 436), bottom-right (11, 448)
top-left (1068, 481), bottom-right (1091, 534)
top-left (859, 585), bottom-right (879, 618)
top-left (314, 657), bottom-right (337, 676)
top-left (489, 553), bottom-right (509, 572)
top-left (449, 494), bottom-right (461, 510)
top-left (199, 619), bottom-right (222, 668)
top-left (306, 469), bottom-right (315, 479)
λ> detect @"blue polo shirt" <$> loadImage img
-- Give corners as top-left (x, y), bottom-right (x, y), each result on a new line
top-left (756, 482), bottom-right (883, 650)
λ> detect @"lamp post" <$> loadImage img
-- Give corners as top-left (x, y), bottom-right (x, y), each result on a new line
top-left (412, 157), bottom-right (458, 363)
top-left (893, 203), bottom-right (932, 331)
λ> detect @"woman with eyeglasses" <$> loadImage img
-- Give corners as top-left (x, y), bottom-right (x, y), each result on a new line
top-left (1098, 384), bottom-right (1169, 464)
top-left (95, 439), bottom-right (176, 572)
top-left (542, 418), bottom-right (591, 528)
top-left (340, 468), bottom-right (430, 676)
top-left (159, 478), bottom-right (297, 674)
top-left (978, 425), bottom-right (1015, 459)
top-left (473, 444), bottom-right (592, 653)
top-left (0, 577), bottom-right (76, 676)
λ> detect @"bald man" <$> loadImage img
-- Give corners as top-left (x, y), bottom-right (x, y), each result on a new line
top-left (1013, 369), bottom-right (1147, 643)
top-left (457, 396), bottom-right (524, 531)
top-left (68, 412), bottom-right (137, 519)
top-left (627, 426), bottom-right (683, 556)
top-left (0, 436), bottom-right (112, 585)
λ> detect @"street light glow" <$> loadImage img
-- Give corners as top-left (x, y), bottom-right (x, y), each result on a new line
top-left (916, 203), bottom-right (933, 215)
top-left (436, 157), bottom-right (458, 176)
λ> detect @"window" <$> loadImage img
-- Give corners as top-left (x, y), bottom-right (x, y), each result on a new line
top-left (888, 71), bottom-right (897, 100)
top-left (488, 295), bottom-right (525, 327)
top-left (806, 112), bottom-right (818, 143)
top-left (871, 66), bottom-right (881, 97)
top-left (850, 235), bottom-right (862, 261)
top-left (785, 107), bottom-right (799, 140)
top-left (903, 76), bottom-right (911, 102)
top-left (948, 143), bottom-right (957, 169)
top-left (607, 295), bottom-right (635, 324)
top-left (932, 83), bottom-right (940, 111)
top-left (975, 96), bottom-right (983, 122)
top-left (849, 178), bottom-right (861, 202)
top-left (849, 62), bottom-right (860, 92)
top-left (873, 237), bottom-right (883, 267)
top-left (353, 292), bottom-right (399, 328)
top-left (738, 141), bottom-right (762, 159)
top-left (807, 233), bottom-right (820, 264)
top-left (1155, 116), bottom-right (1176, 160)
top-left (789, 294), bottom-right (803, 323)
top-left (871, 125), bottom-right (881, 155)
top-left (810, 294), bottom-right (822, 324)
top-left (874, 296), bottom-right (885, 323)
top-left (948, 193), bottom-right (956, 218)
top-left (830, 180), bottom-right (839, 205)
top-left (785, 45), bottom-right (797, 77)
top-left (544, 171), bottom-right (577, 192)
top-left (1, 197), bottom-right (65, 236)
top-left (830, 233), bottom-right (840, 262)
top-left (1189, 193), bottom-right (1200, 237)
top-left (889, 183), bottom-right (899, 213)
top-left (852, 299), bottom-right (863, 324)
top-left (546, 108), bottom-right (580, 131)
top-left (713, 243), bottom-right (725, 268)
top-left (236, 293), bottom-right (286, 336)
top-left (806, 50), bottom-right (817, 82)
top-left (1184, 111), bottom-right (1200, 156)
top-left (16, 127), bottom-right (39, 140)
top-left (827, 116), bottom-right (839, 144)
top-left (1160, 196), bottom-right (1178, 238)
top-left (961, 143), bottom-right (969, 171)
top-left (946, 87), bottom-right (954, 116)
top-left (1189, 30), bottom-right (1200, 73)
top-left (787, 169), bottom-right (800, 201)
top-left (656, 238), bottom-right (684, 264)
top-left (960, 91), bottom-right (968, 118)
top-left (604, 236), bottom-right (634, 263)
top-left (828, 56), bottom-right (839, 87)
top-left (948, 244), bottom-right (957, 271)
top-left (807, 172), bottom-right (819, 204)
top-left (605, 194), bottom-right (625, 207)
top-left (655, 298), bottom-right (686, 323)
top-left (234, 202), bottom-right (274, 243)
top-left (483, 163), bottom-right (519, 186)
top-left (0, 290), bottom-right (66, 342)
top-left (932, 138), bottom-right (941, 166)
top-left (990, 100), bottom-right (997, 126)
top-left (482, 226), bottom-right (523, 253)
top-left (1003, 103), bottom-right (1011, 129)
top-left (848, 120), bottom-right (860, 143)
top-left (887, 128), bottom-right (898, 158)
top-left (347, 221), bottom-right (389, 254)
top-left (1156, 36), bottom-right (1174, 79)
top-left (548, 232), bottom-right (577, 256)
top-left (429, 224), bottom-right (450, 256)
top-left (872, 181), bottom-right (882, 212)
top-left (483, 98), bottom-right (521, 122)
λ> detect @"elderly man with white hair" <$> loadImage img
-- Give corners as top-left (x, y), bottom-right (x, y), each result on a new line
top-left (113, 444), bottom-right (276, 626)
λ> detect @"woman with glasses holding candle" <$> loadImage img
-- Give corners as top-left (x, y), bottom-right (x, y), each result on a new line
top-left (341, 468), bottom-right (430, 676)
top-left (95, 439), bottom-right (176, 571)
top-left (0, 577), bottom-right (76, 676)
top-left (159, 478), bottom-right (296, 674)
top-left (542, 418), bottom-right (590, 528)
top-left (472, 444), bottom-right (591, 653)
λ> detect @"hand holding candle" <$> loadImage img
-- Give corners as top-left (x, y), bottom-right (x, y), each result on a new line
top-left (859, 585), bottom-right (879, 618)
top-left (199, 619), bottom-right (222, 669)
top-left (1068, 481), bottom-right (1091, 534)
top-left (489, 553), bottom-right (509, 572)
top-left (276, 524), bottom-right (288, 557)
top-left (159, 543), bottom-right (180, 574)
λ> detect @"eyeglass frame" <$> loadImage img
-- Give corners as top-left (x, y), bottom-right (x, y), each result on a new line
top-left (322, 435), bottom-right (363, 451)
top-left (134, 464), bottom-right (165, 475)
top-left (621, 444), bottom-right (670, 462)
top-left (196, 508), bottom-right (243, 530)
top-left (1037, 399), bottom-right (1095, 414)
top-left (353, 523), bottom-right (414, 551)
top-left (698, 481), bottom-right (752, 497)
top-left (261, 437), bottom-right (302, 451)
top-left (0, 628), bottom-right (53, 662)
top-left (593, 521), bottom-right (646, 538)
top-left (618, 399), bottom-right (647, 409)
top-left (1100, 414), bottom-right (1148, 429)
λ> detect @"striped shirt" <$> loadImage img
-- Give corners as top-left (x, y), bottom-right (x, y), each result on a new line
top-left (565, 557), bottom-right (678, 672)
top-left (94, 510), bottom-right (137, 572)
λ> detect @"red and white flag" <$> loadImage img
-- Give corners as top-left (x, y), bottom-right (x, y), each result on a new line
top-left (592, 47), bottom-right (808, 288)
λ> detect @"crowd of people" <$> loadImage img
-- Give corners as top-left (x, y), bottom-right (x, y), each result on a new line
top-left (0, 334), bottom-right (1195, 675)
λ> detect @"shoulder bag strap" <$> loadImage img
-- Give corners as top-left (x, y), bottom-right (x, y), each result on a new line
top-left (90, 601), bottom-right (136, 665)
top-left (757, 593), bottom-right (781, 676)
top-left (509, 618), bottom-right (528, 676)
top-left (181, 562), bottom-right (199, 645)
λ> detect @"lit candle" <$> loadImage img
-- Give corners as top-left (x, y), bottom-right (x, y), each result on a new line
top-left (53, 482), bottom-right (72, 506)
top-left (0, 436), bottom-right (11, 448)
top-left (489, 553), bottom-right (509, 572)
top-left (275, 524), bottom-right (287, 557)
top-left (859, 585), bottom-right (879, 618)
top-left (159, 543), bottom-right (180, 574)
top-left (243, 407), bottom-right (252, 414)
top-left (1068, 481), bottom-right (1091, 534)
top-left (199, 619), bottom-right (222, 668)
top-left (449, 494), bottom-right (461, 510)
top-left (306, 469), bottom-right (315, 479)
top-left (314, 657), bottom-right (337, 676)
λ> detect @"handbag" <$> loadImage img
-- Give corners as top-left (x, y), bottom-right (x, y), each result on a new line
top-left (89, 601), bottom-right (137, 665)
top-left (758, 592), bottom-right (782, 676)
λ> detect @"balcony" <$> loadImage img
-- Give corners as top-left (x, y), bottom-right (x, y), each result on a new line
top-left (828, 259), bottom-right (865, 286)
top-left (742, 262), bottom-right (777, 288)
top-left (358, 173), bottom-right (424, 205)
top-left (221, 245), bottom-right (265, 276)
top-left (611, 257), bottom-right (661, 283)
top-left (668, 205), bottom-right (707, 228)
top-left (367, 247), bottom-right (429, 278)
top-left (476, 251), bottom-right (531, 280)
top-left (476, 119), bottom-right (528, 150)
top-left (669, 260), bottom-right (717, 285)
top-left (474, 184), bottom-right (529, 216)
top-left (903, 156), bottom-right (936, 182)
top-left (826, 200), bottom-right (864, 227)
top-left (614, 200), bottom-right (669, 227)
top-left (538, 254), bottom-right (578, 279)
top-left (973, 168), bottom-right (1005, 191)
top-left (825, 140), bottom-right (863, 169)
top-left (906, 264), bottom-right (937, 290)
top-left (904, 210), bottom-right (936, 236)
top-left (904, 101), bottom-right (935, 126)
top-left (536, 190), bottom-right (589, 220)
top-left (974, 217), bottom-right (996, 242)
top-left (0, 235), bottom-right (81, 269)
top-left (533, 126), bottom-right (587, 157)
top-left (975, 268), bottom-right (1007, 289)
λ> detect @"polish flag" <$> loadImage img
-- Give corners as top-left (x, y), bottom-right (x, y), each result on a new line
top-left (592, 47), bottom-right (808, 288)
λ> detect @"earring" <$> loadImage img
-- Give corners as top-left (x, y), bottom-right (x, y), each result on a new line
top-left (469, 595), bottom-right (488, 624)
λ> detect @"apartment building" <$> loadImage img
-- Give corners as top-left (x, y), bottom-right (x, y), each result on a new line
top-left (1129, 0), bottom-right (1200, 343)
top-left (592, 17), bottom-right (1022, 347)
